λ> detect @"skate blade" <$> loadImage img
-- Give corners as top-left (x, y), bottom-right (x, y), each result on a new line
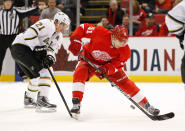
top-left (35, 107), bottom-right (56, 113)
top-left (24, 105), bottom-right (36, 109)
top-left (71, 113), bottom-right (80, 120)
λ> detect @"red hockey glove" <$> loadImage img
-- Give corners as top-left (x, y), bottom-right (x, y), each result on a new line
top-left (95, 63), bottom-right (116, 79)
top-left (68, 37), bottom-right (82, 56)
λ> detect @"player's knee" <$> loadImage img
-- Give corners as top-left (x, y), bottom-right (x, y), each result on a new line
top-left (30, 72), bottom-right (40, 79)
top-left (29, 67), bottom-right (41, 78)
top-left (29, 78), bottom-right (39, 85)
top-left (73, 67), bottom-right (89, 82)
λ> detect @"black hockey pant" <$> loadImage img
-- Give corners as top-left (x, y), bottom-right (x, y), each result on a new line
top-left (10, 44), bottom-right (43, 79)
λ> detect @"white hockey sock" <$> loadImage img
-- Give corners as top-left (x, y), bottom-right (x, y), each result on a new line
top-left (38, 77), bottom-right (51, 97)
top-left (27, 78), bottom-right (39, 100)
top-left (131, 91), bottom-right (145, 104)
top-left (38, 86), bottom-right (50, 97)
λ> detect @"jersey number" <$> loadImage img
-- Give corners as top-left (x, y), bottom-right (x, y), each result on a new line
top-left (35, 22), bottom-right (45, 31)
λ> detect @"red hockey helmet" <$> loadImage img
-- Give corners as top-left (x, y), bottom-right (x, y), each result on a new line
top-left (112, 25), bottom-right (129, 42)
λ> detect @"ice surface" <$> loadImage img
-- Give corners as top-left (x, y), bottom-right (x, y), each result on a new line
top-left (0, 82), bottom-right (184, 131)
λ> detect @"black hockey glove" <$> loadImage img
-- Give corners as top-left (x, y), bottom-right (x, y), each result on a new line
top-left (33, 46), bottom-right (47, 61)
top-left (42, 55), bottom-right (55, 68)
top-left (176, 31), bottom-right (185, 50)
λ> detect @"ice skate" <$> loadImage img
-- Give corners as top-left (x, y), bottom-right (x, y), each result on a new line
top-left (71, 97), bottom-right (81, 119)
top-left (36, 93), bottom-right (57, 112)
top-left (24, 91), bottom-right (37, 108)
top-left (144, 103), bottom-right (160, 116)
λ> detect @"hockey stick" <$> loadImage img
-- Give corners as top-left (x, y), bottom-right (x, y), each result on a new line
top-left (80, 54), bottom-right (175, 121)
top-left (47, 67), bottom-right (73, 118)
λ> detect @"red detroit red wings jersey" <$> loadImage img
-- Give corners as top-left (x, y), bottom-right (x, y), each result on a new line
top-left (71, 23), bottom-right (131, 69)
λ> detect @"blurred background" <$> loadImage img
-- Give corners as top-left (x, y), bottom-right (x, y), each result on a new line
top-left (1, 0), bottom-right (180, 36)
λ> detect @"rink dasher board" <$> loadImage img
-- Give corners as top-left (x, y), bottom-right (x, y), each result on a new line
top-left (0, 37), bottom-right (183, 82)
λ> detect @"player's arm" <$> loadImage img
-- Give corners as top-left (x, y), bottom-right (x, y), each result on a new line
top-left (23, 25), bottom-right (54, 68)
top-left (41, 33), bottom-right (63, 68)
top-left (23, 26), bottom-right (40, 50)
top-left (68, 23), bottom-right (95, 56)
top-left (16, 6), bottom-right (38, 18)
top-left (47, 33), bottom-right (63, 61)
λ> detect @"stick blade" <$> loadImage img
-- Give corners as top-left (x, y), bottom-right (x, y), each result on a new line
top-left (151, 112), bottom-right (175, 121)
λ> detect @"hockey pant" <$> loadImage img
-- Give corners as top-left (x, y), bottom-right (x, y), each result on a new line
top-left (10, 44), bottom-right (43, 79)
top-left (72, 60), bottom-right (148, 108)
top-left (11, 44), bottom-right (52, 98)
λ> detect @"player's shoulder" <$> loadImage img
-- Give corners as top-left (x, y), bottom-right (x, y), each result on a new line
top-left (80, 23), bottom-right (95, 29)
top-left (94, 25), bottom-right (112, 34)
top-left (37, 19), bottom-right (55, 29)
top-left (31, 19), bottom-right (55, 35)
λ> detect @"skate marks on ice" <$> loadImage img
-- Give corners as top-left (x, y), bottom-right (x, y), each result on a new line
top-left (0, 82), bottom-right (185, 131)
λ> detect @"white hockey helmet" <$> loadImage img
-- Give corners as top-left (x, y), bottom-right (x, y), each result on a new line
top-left (54, 12), bottom-right (71, 29)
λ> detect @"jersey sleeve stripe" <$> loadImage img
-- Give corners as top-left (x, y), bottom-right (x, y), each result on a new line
top-left (167, 14), bottom-right (185, 25)
top-left (169, 27), bottom-right (183, 33)
top-left (38, 84), bottom-right (51, 87)
top-left (30, 27), bottom-right (38, 35)
top-left (28, 88), bottom-right (38, 92)
top-left (24, 27), bottom-right (38, 40)
top-left (24, 35), bottom-right (37, 40)
top-left (40, 77), bottom-right (51, 80)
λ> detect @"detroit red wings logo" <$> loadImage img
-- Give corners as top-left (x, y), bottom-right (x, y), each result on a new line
top-left (91, 50), bottom-right (112, 61)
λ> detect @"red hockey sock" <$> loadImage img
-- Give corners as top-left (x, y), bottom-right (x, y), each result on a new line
top-left (118, 79), bottom-right (148, 108)
top-left (138, 97), bottom-right (148, 108)
top-left (72, 91), bottom-right (84, 102)
top-left (119, 79), bottom-right (140, 97)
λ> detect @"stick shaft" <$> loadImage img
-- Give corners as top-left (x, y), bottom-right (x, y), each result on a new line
top-left (48, 67), bottom-right (73, 117)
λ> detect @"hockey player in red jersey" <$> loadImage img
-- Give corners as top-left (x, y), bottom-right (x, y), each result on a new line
top-left (68, 23), bottom-right (160, 117)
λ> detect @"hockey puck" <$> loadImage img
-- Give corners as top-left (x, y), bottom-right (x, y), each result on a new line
top-left (130, 105), bottom-right (135, 109)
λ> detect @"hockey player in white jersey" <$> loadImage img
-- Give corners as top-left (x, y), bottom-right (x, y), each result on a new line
top-left (165, 0), bottom-right (185, 83)
top-left (10, 12), bottom-right (70, 112)
top-left (165, 0), bottom-right (184, 47)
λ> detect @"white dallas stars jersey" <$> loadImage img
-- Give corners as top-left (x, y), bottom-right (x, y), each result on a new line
top-left (12, 19), bottom-right (63, 59)
top-left (165, 0), bottom-right (185, 34)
